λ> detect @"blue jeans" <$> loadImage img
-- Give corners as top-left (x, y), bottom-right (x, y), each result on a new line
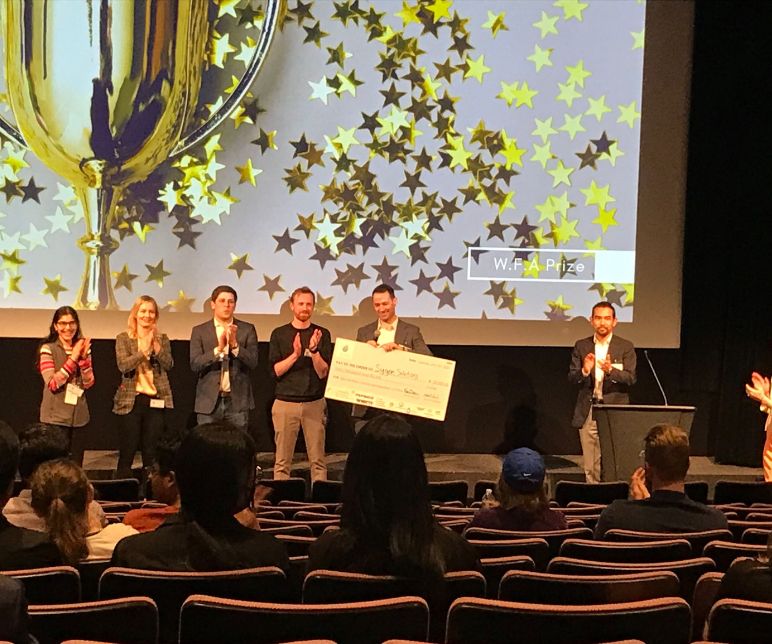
top-left (197, 396), bottom-right (249, 432)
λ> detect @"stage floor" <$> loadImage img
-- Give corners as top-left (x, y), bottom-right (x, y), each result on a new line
top-left (84, 451), bottom-right (763, 500)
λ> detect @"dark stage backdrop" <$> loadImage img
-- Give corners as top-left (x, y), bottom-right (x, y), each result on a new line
top-left (1, 2), bottom-right (771, 467)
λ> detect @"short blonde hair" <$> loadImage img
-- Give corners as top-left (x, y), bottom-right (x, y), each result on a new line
top-left (127, 295), bottom-right (159, 339)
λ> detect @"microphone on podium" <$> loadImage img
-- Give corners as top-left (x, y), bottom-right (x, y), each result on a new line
top-left (644, 349), bottom-right (669, 406)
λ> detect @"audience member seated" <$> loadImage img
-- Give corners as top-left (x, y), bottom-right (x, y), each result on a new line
top-left (716, 531), bottom-right (772, 602)
top-left (3, 423), bottom-right (105, 531)
top-left (112, 422), bottom-right (289, 573)
top-left (31, 458), bottom-right (138, 562)
top-left (0, 421), bottom-right (62, 569)
top-left (467, 448), bottom-right (567, 531)
top-left (308, 414), bottom-right (480, 587)
top-left (123, 432), bottom-right (181, 532)
top-left (594, 424), bottom-right (728, 538)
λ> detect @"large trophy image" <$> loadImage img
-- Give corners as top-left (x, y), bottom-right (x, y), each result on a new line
top-left (0, 0), bottom-right (281, 309)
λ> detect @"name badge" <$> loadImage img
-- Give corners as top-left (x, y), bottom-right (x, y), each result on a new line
top-left (64, 382), bottom-right (84, 406)
top-left (612, 363), bottom-right (623, 370)
top-left (149, 398), bottom-right (165, 409)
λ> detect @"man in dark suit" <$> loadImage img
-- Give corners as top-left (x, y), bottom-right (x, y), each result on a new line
top-left (0, 421), bottom-right (61, 570)
top-left (568, 301), bottom-right (636, 483)
top-left (190, 285), bottom-right (258, 431)
top-left (356, 284), bottom-right (431, 355)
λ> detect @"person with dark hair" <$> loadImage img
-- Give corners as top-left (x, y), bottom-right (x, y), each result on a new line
top-left (4, 423), bottom-right (105, 532)
top-left (356, 284), bottom-right (431, 354)
top-left (113, 295), bottom-right (174, 478)
top-left (716, 531), bottom-right (772, 602)
top-left (308, 414), bottom-right (478, 581)
top-left (269, 287), bottom-right (332, 482)
top-left (111, 422), bottom-right (289, 572)
top-left (123, 432), bottom-right (182, 532)
top-left (38, 306), bottom-right (95, 464)
top-left (594, 424), bottom-right (727, 537)
top-left (0, 421), bottom-right (62, 569)
top-left (568, 301), bottom-right (636, 483)
top-left (190, 286), bottom-right (258, 432)
top-left (468, 448), bottom-right (567, 531)
top-left (31, 459), bottom-right (137, 563)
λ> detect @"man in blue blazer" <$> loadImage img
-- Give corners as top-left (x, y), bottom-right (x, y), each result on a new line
top-left (190, 285), bottom-right (258, 431)
top-left (568, 301), bottom-right (636, 482)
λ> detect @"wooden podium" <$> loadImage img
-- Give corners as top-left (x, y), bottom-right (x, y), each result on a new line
top-left (593, 404), bottom-right (697, 482)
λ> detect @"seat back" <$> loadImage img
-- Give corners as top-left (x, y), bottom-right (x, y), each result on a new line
top-left (311, 479), bottom-right (343, 503)
top-left (560, 538), bottom-right (692, 563)
top-left (702, 540), bottom-right (766, 571)
top-left (603, 528), bottom-right (733, 553)
top-left (28, 597), bottom-right (158, 644)
top-left (445, 596), bottom-right (692, 644)
top-left (465, 527), bottom-right (593, 560)
top-left (713, 481), bottom-right (772, 505)
top-left (260, 477), bottom-right (307, 503)
top-left (257, 516), bottom-right (339, 536)
top-left (427, 480), bottom-right (468, 505)
top-left (729, 520), bottom-right (772, 541)
top-left (691, 572), bottom-right (724, 641)
top-left (275, 534), bottom-right (317, 556)
top-left (742, 527), bottom-right (772, 544)
top-left (554, 481), bottom-right (629, 506)
top-left (473, 480), bottom-right (498, 502)
top-left (684, 481), bottom-right (710, 504)
top-left (2, 566), bottom-right (80, 604)
top-left (480, 556), bottom-right (535, 598)
top-left (179, 594), bottom-right (430, 644)
top-left (91, 478), bottom-right (141, 502)
top-left (99, 566), bottom-right (287, 643)
top-left (707, 598), bottom-right (772, 643)
top-left (547, 556), bottom-right (716, 599)
top-left (466, 538), bottom-right (550, 570)
top-left (77, 559), bottom-right (111, 601)
top-left (498, 569), bottom-right (680, 604)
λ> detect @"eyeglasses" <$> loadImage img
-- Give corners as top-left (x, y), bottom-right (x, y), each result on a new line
top-left (56, 321), bottom-right (77, 327)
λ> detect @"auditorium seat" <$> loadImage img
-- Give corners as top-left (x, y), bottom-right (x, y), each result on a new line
top-left (480, 556), bottom-right (535, 597)
top-left (99, 566), bottom-right (288, 643)
top-left (427, 480), bottom-right (469, 505)
top-left (473, 480), bottom-right (498, 502)
top-left (28, 597), bottom-right (158, 644)
top-left (311, 479), bottom-right (342, 503)
top-left (258, 523), bottom-right (314, 537)
top-left (256, 516), bottom-right (339, 536)
top-left (466, 538), bottom-right (550, 570)
top-left (438, 519), bottom-right (469, 533)
top-left (603, 528), bottom-right (734, 553)
top-left (90, 478), bottom-right (141, 502)
top-left (706, 598), bottom-right (772, 643)
top-left (254, 509), bottom-right (286, 520)
top-left (702, 540), bottom-right (766, 571)
top-left (178, 594), bottom-right (430, 644)
top-left (691, 572), bottom-right (724, 641)
top-left (276, 501), bottom-right (333, 517)
top-left (77, 559), bottom-right (111, 601)
top-left (275, 534), bottom-right (317, 556)
top-left (554, 481), bottom-right (629, 506)
top-left (729, 519), bottom-right (772, 540)
top-left (260, 477), bottom-right (307, 503)
top-left (684, 481), bottom-right (710, 504)
top-left (713, 480), bottom-right (772, 505)
top-left (464, 526), bottom-right (593, 561)
top-left (498, 569), bottom-right (680, 604)
top-left (741, 527), bottom-right (772, 544)
top-left (547, 556), bottom-right (715, 600)
top-left (2, 565), bottom-right (80, 603)
top-left (445, 596), bottom-right (692, 644)
top-left (559, 537), bottom-right (692, 563)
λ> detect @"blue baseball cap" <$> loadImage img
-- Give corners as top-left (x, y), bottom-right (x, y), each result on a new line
top-left (502, 448), bottom-right (545, 492)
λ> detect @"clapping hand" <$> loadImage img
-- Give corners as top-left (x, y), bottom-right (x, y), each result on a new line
top-left (746, 371), bottom-right (772, 407)
top-left (630, 467), bottom-right (650, 500)
top-left (308, 328), bottom-right (322, 353)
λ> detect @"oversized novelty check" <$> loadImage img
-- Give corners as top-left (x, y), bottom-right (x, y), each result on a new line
top-left (325, 338), bottom-right (456, 420)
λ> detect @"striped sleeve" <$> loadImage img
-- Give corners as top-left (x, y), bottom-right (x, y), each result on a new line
top-left (39, 345), bottom-right (74, 392)
top-left (78, 355), bottom-right (95, 389)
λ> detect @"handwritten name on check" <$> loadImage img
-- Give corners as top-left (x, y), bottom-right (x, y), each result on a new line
top-left (325, 338), bottom-right (456, 420)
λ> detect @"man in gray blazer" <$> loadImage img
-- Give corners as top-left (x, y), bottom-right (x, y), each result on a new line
top-left (352, 284), bottom-right (431, 428)
top-left (355, 284), bottom-right (431, 355)
top-left (190, 285), bottom-right (258, 431)
top-left (568, 301), bottom-right (636, 483)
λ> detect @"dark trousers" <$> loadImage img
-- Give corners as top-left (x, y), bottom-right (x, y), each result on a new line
top-left (47, 424), bottom-right (86, 466)
top-left (116, 394), bottom-right (166, 478)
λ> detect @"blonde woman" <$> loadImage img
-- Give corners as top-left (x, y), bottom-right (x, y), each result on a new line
top-left (113, 296), bottom-right (173, 479)
top-left (31, 459), bottom-right (136, 562)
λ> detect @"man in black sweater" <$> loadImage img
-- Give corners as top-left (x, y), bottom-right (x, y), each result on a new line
top-left (595, 424), bottom-right (727, 537)
top-left (269, 287), bottom-right (332, 482)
